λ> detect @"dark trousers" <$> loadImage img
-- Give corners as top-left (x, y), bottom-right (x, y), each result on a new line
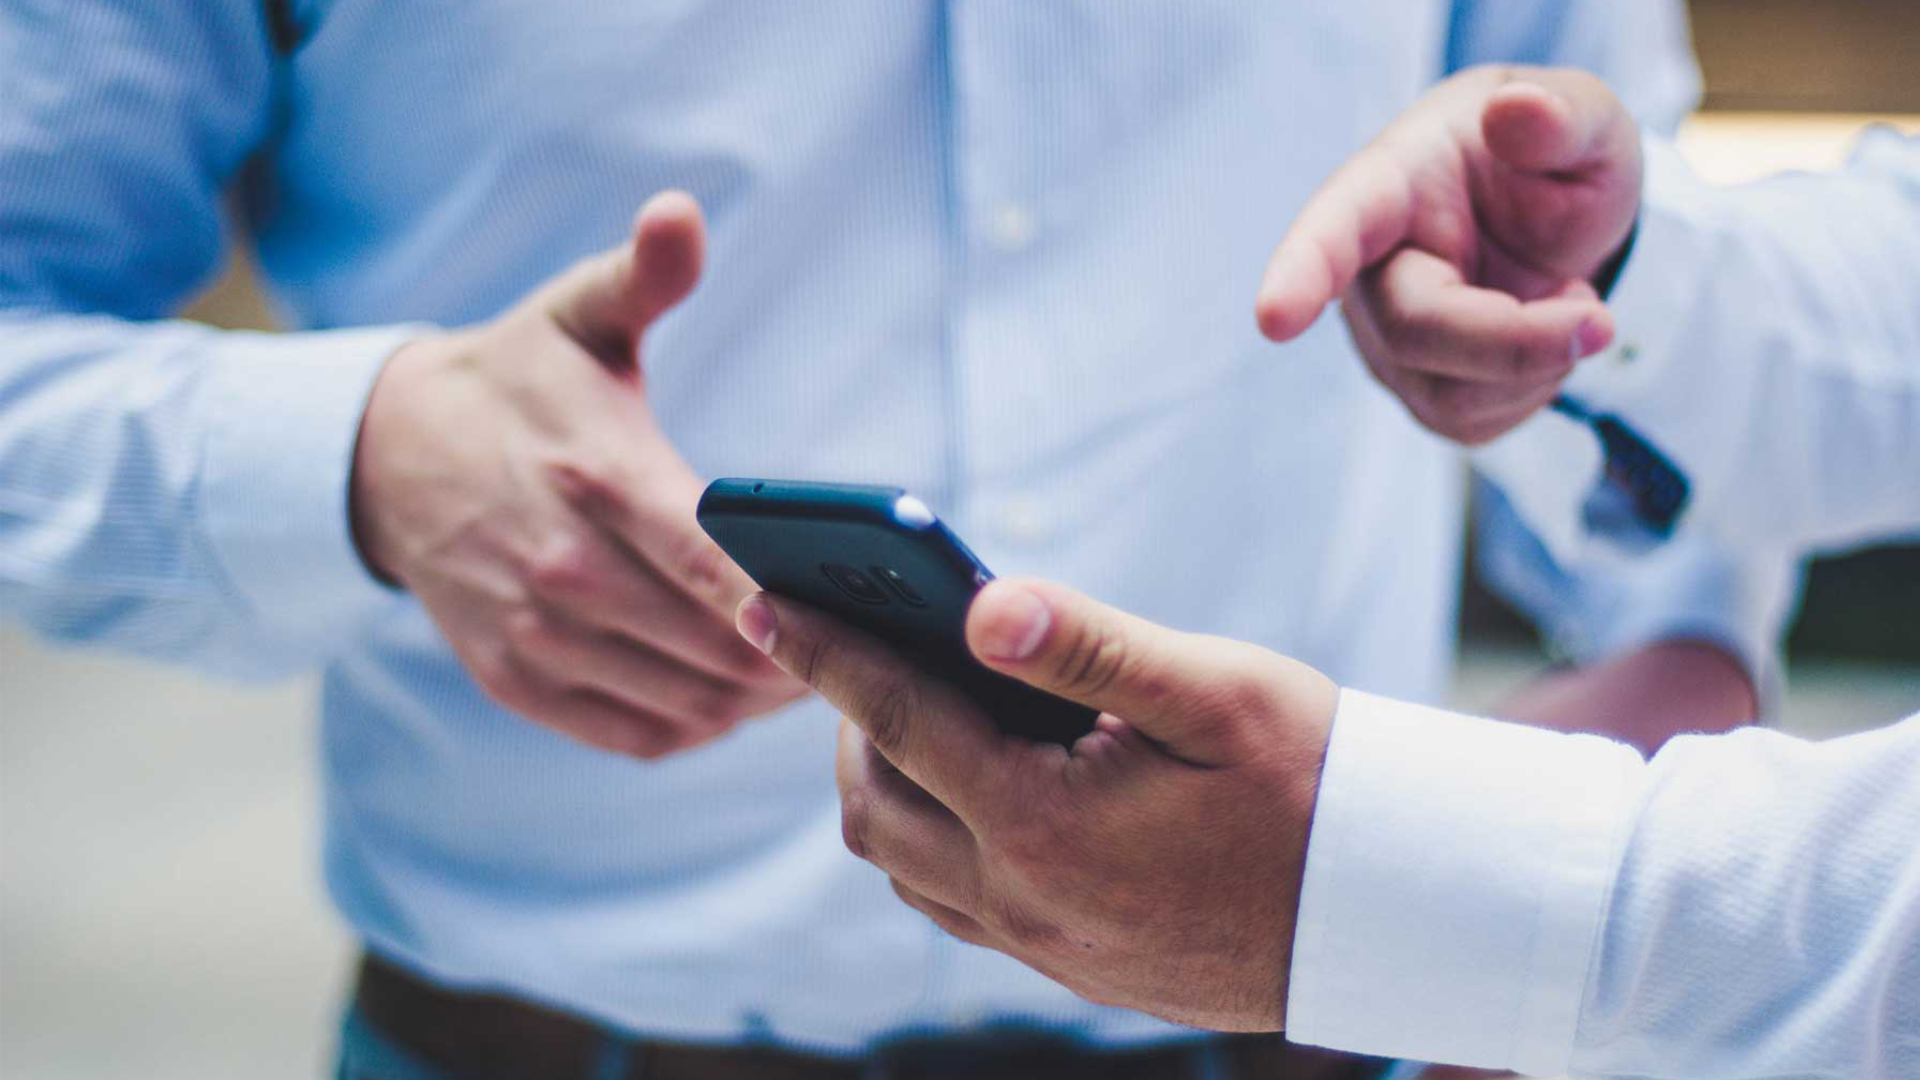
top-left (337, 953), bottom-right (1397, 1080)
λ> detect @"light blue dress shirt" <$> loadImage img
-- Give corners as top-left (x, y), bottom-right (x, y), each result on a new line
top-left (0, 0), bottom-right (1793, 1054)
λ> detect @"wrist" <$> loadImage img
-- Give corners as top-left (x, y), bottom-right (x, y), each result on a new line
top-left (349, 333), bottom-right (449, 585)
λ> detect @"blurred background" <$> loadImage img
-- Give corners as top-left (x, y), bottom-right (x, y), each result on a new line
top-left (3, 3), bottom-right (1917, 1079)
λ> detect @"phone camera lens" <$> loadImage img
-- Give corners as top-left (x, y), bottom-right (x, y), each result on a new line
top-left (873, 567), bottom-right (927, 607)
top-left (822, 563), bottom-right (891, 605)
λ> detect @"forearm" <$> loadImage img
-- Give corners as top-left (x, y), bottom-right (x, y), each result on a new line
top-left (1497, 637), bottom-right (1756, 756)
top-left (1471, 476), bottom-right (1796, 746)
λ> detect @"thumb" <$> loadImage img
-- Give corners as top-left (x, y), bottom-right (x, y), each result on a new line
top-left (1481, 69), bottom-right (1636, 178)
top-left (1478, 70), bottom-right (1643, 283)
top-left (545, 189), bottom-right (707, 367)
top-left (967, 579), bottom-right (1333, 764)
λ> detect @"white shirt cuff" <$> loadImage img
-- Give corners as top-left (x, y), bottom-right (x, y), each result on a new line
top-left (1286, 689), bottom-right (1647, 1075)
top-left (199, 325), bottom-right (425, 651)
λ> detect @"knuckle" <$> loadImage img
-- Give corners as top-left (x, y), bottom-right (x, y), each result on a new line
top-left (672, 532), bottom-right (734, 597)
top-left (1507, 338), bottom-right (1570, 383)
top-left (545, 458), bottom-right (630, 516)
top-left (887, 877), bottom-right (923, 910)
top-left (524, 533), bottom-right (597, 598)
top-left (1402, 390), bottom-right (1474, 444)
top-left (1400, 393), bottom-right (1442, 434)
top-left (992, 807), bottom-right (1065, 872)
top-left (1395, 367), bottom-right (1438, 411)
top-left (502, 606), bottom-right (556, 656)
top-left (1425, 376), bottom-right (1508, 424)
top-left (471, 651), bottom-right (535, 713)
top-left (1422, 376), bottom-right (1478, 418)
top-left (859, 677), bottom-right (920, 760)
top-left (606, 709), bottom-right (686, 760)
top-left (985, 894), bottom-right (1060, 952)
top-left (1359, 349), bottom-right (1409, 400)
top-left (1203, 659), bottom-right (1286, 730)
top-left (717, 644), bottom-right (784, 685)
top-left (627, 731), bottom-right (686, 761)
top-left (1456, 419), bottom-right (1515, 448)
top-left (1386, 302), bottom-right (1446, 355)
top-left (691, 684), bottom-right (753, 727)
top-left (896, 881), bottom-right (976, 943)
top-left (1051, 622), bottom-right (1128, 700)
top-left (793, 632), bottom-right (833, 689)
top-left (840, 786), bottom-right (876, 861)
top-left (930, 909), bottom-right (982, 946)
top-left (1506, 340), bottom-right (1535, 380)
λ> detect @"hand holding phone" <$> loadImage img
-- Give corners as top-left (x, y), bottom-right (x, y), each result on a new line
top-left (697, 479), bottom-right (1097, 744)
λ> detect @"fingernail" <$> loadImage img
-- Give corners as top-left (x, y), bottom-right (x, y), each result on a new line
top-left (1573, 316), bottom-right (1612, 359)
top-left (978, 586), bottom-right (1051, 662)
top-left (736, 595), bottom-right (777, 654)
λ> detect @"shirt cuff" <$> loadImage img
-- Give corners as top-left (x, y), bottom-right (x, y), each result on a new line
top-left (1286, 690), bottom-right (1647, 1075)
top-left (199, 325), bottom-right (425, 651)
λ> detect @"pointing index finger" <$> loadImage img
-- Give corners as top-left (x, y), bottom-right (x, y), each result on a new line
top-left (1256, 144), bottom-right (1416, 343)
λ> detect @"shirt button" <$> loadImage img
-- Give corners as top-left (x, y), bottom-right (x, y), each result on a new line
top-left (999, 497), bottom-right (1049, 545)
top-left (985, 204), bottom-right (1036, 253)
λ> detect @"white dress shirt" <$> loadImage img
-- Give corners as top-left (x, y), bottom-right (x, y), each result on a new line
top-left (1289, 133), bottom-right (1920, 1077)
top-left (1479, 130), bottom-right (1920, 562)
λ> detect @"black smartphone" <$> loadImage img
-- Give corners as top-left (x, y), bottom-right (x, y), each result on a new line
top-left (697, 478), bottom-right (1097, 745)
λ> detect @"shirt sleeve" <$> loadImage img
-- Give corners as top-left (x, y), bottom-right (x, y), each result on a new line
top-left (1287, 689), bottom-right (1920, 1079)
top-left (1470, 477), bottom-right (1802, 714)
top-left (0, 1), bottom-right (420, 678)
top-left (1479, 132), bottom-right (1920, 564)
top-left (1449, 0), bottom-right (1798, 701)
top-left (1286, 689), bottom-right (1646, 1075)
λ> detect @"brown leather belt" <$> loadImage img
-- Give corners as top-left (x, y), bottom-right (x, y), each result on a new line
top-left (351, 953), bottom-right (1391, 1080)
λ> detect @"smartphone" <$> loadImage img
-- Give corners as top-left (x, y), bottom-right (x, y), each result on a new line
top-left (697, 478), bottom-right (1097, 745)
